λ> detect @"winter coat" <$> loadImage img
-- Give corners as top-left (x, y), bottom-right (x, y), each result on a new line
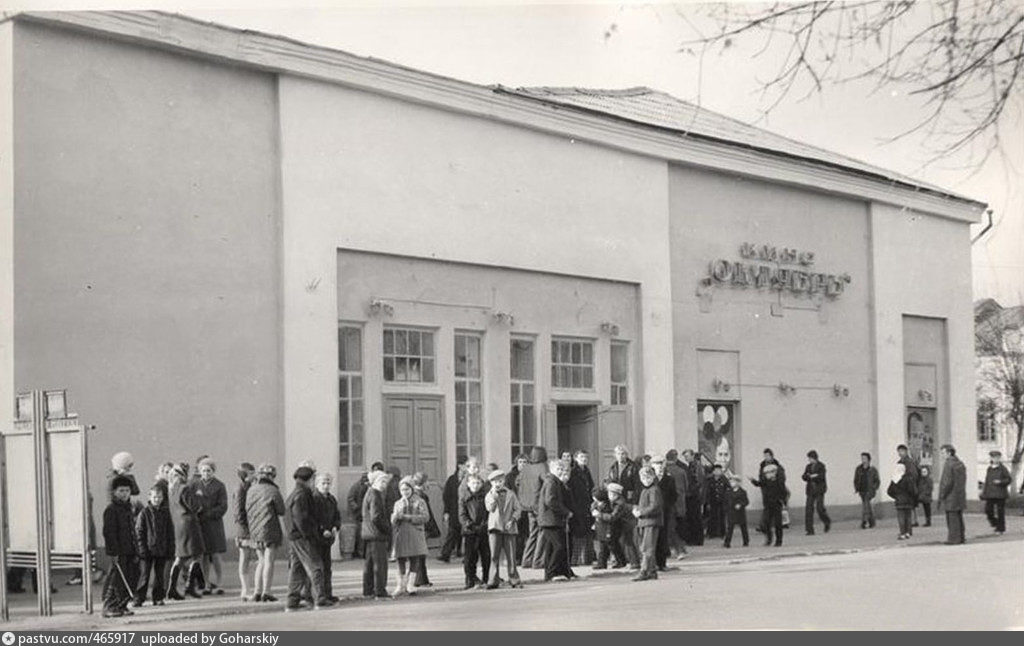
top-left (917, 474), bottom-right (934, 503)
top-left (725, 487), bottom-right (749, 523)
top-left (442, 471), bottom-right (461, 517)
top-left (853, 464), bottom-right (880, 498)
top-left (103, 499), bottom-right (136, 557)
top-left (537, 473), bottom-right (572, 528)
top-left (802, 461), bottom-right (828, 496)
top-left (485, 486), bottom-right (522, 534)
top-left (685, 460), bottom-right (707, 503)
top-left (459, 488), bottom-right (489, 535)
top-left (286, 483), bottom-right (319, 543)
top-left (168, 480), bottom-right (204, 558)
top-left (415, 487), bottom-right (441, 539)
top-left (233, 478), bottom-right (252, 540)
top-left (751, 475), bottom-right (787, 508)
top-left (568, 464), bottom-right (596, 535)
top-left (635, 483), bottom-right (664, 528)
top-left (658, 474), bottom-right (679, 523)
top-left (898, 456), bottom-right (919, 484)
top-left (360, 487), bottom-right (391, 542)
top-left (516, 446), bottom-right (549, 513)
top-left (390, 496), bottom-right (428, 558)
top-left (194, 476), bottom-right (228, 554)
top-left (591, 499), bottom-right (613, 541)
top-left (938, 455), bottom-right (967, 512)
top-left (245, 477), bottom-right (285, 546)
top-left (665, 461), bottom-right (689, 516)
top-left (606, 459), bottom-right (641, 504)
top-left (347, 474), bottom-right (370, 521)
top-left (384, 468), bottom-right (402, 515)
top-left (706, 474), bottom-right (729, 506)
top-left (135, 502), bottom-right (174, 560)
top-left (313, 491), bottom-right (341, 547)
top-left (981, 464), bottom-right (1012, 500)
top-left (887, 476), bottom-right (918, 509)
top-left (504, 466), bottom-right (521, 492)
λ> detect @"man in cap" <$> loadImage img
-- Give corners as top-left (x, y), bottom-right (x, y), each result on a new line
top-left (284, 466), bottom-right (333, 611)
top-left (937, 445), bottom-right (967, 545)
top-left (981, 450), bottom-right (1012, 534)
top-left (651, 456), bottom-right (676, 570)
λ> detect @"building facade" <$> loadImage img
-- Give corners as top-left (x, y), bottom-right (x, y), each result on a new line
top-left (0, 12), bottom-right (985, 533)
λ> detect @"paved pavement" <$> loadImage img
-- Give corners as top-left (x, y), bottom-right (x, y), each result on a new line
top-left (6, 512), bottom-right (1023, 630)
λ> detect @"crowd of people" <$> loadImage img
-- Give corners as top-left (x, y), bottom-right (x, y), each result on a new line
top-left (85, 440), bottom-right (1014, 618)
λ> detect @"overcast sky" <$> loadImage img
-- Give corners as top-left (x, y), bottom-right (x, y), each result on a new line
top-left (13, 1), bottom-right (1024, 306)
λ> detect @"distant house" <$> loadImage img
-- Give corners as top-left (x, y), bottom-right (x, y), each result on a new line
top-left (975, 298), bottom-right (1024, 488)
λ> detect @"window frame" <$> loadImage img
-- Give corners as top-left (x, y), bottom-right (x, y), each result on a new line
top-left (510, 335), bottom-right (537, 462)
top-left (610, 340), bottom-right (629, 405)
top-left (454, 331), bottom-right (485, 460)
top-left (338, 323), bottom-right (365, 467)
top-left (550, 336), bottom-right (596, 390)
top-left (382, 325), bottom-right (437, 384)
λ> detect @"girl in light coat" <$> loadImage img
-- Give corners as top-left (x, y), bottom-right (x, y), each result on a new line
top-left (390, 476), bottom-right (429, 597)
top-left (485, 469), bottom-right (523, 589)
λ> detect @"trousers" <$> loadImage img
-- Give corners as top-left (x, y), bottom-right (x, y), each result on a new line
top-left (985, 499), bottom-right (1006, 532)
top-left (639, 526), bottom-right (659, 576)
top-left (317, 541), bottom-right (334, 598)
top-left (859, 493), bottom-right (875, 527)
top-left (463, 533), bottom-right (491, 584)
top-left (134, 557), bottom-right (167, 603)
top-left (540, 526), bottom-right (573, 580)
top-left (440, 515), bottom-right (462, 560)
top-left (897, 508), bottom-right (913, 536)
top-left (521, 512), bottom-right (542, 568)
top-left (286, 538), bottom-right (326, 607)
top-left (804, 492), bottom-right (831, 533)
top-left (725, 517), bottom-right (749, 547)
top-left (102, 555), bottom-right (138, 612)
top-left (488, 533), bottom-right (519, 584)
top-left (945, 510), bottom-right (965, 544)
top-left (763, 503), bottom-right (783, 546)
top-left (362, 539), bottom-right (389, 597)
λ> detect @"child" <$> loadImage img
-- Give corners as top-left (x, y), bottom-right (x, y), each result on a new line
top-left (458, 474), bottom-right (491, 589)
top-left (133, 485), bottom-right (174, 607)
top-left (102, 476), bottom-right (139, 618)
top-left (313, 471), bottom-right (342, 602)
top-left (631, 466), bottom-right (663, 581)
top-left (390, 476), bottom-right (428, 597)
top-left (108, 452), bottom-right (141, 502)
top-left (750, 463), bottom-right (785, 546)
top-left (724, 475), bottom-right (749, 548)
top-left (607, 483), bottom-right (640, 569)
top-left (360, 470), bottom-right (391, 599)
top-left (484, 469), bottom-right (522, 589)
top-left (917, 466), bottom-right (934, 528)
top-left (591, 486), bottom-right (627, 569)
top-left (887, 463), bottom-right (918, 540)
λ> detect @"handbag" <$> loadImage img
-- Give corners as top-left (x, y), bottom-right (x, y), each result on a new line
top-left (780, 505), bottom-right (791, 528)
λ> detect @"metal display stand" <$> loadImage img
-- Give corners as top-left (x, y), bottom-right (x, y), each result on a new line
top-left (0, 390), bottom-right (93, 620)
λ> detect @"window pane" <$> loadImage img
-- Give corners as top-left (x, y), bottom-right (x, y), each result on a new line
top-left (611, 343), bottom-right (627, 383)
top-left (455, 336), bottom-right (466, 378)
top-left (583, 367), bottom-right (593, 389)
top-left (352, 444), bottom-right (363, 466)
top-left (340, 327), bottom-right (362, 372)
top-left (582, 342), bottom-right (593, 365)
top-left (422, 332), bottom-right (434, 357)
top-left (455, 381), bottom-right (467, 402)
top-left (352, 422), bottom-right (363, 445)
top-left (560, 366), bottom-right (570, 388)
top-left (467, 337), bottom-right (481, 378)
top-left (551, 365), bottom-right (559, 386)
top-left (523, 406), bottom-right (535, 443)
top-left (396, 357), bottom-right (408, 381)
top-left (620, 386), bottom-right (628, 404)
top-left (456, 407), bottom-right (467, 443)
top-left (339, 445), bottom-right (349, 467)
top-left (339, 376), bottom-right (348, 399)
top-left (396, 330), bottom-right (407, 354)
top-left (560, 342), bottom-right (571, 363)
top-left (511, 408), bottom-right (520, 442)
top-left (352, 376), bottom-right (362, 399)
top-left (511, 339), bottom-right (533, 380)
top-left (551, 341), bottom-right (558, 362)
top-left (339, 401), bottom-right (349, 442)
top-left (571, 366), bottom-right (582, 388)
top-left (571, 343), bottom-right (581, 364)
top-left (511, 383), bottom-right (520, 403)
top-left (422, 359), bottom-right (435, 382)
top-left (470, 405), bottom-right (483, 443)
top-left (408, 357), bottom-right (421, 382)
top-left (523, 384), bottom-right (534, 402)
top-left (468, 381), bottom-right (481, 403)
top-left (383, 357), bottom-right (395, 381)
top-left (409, 331), bottom-right (421, 355)
top-left (383, 329), bottom-right (394, 354)
top-left (352, 400), bottom-right (363, 425)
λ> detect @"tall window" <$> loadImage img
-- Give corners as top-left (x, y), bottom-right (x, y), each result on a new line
top-left (611, 341), bottom-right (629, 405)
top-left (551, 337), bottom-right (594, 389)
top-left (510, 337), bottom-right (536, 462)
top-left (977, 399), bottom-right (997, 442)
top-left (383, 327), bottom-right (435, 383)
top-left (455, 333), bottom-right (483, 460)
top-left (338, 325), bottom-right (364, 466)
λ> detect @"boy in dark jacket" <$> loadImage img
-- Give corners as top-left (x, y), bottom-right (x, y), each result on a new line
top-left (313, 472), bottom-right (342, 602)
top-left (750, 464), bottom-right (786, 547)
top-left (102, 476), bottom-right (139, 618)
top-left (133, 485), bottom-right (174, 606)
top-left (361, 471), bottom-right (392, 598)
top-left (459, 474), bottom-right (491, 589)
top-left (590, 486), bottom-right (628, 570)
top-left (602, 483), bottom-right (632, 568)
top-left (632, 466), bottom-right (663, 581)
top-left (887, 463), bottom-right (918, 540)
top-left (724, 476), bottom-right (749, 548)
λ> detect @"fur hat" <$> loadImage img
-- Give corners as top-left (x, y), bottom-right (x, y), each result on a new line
top-left (487, 469), bottom-right (506, 482)
top-left (111, 451), bottom-right (134, 472)
top-left (398, 475), bottom-right (415, 488)
top-left (256, 463), bottom-right (277, 479)
top-left (110, 474), bottom-right (134, 491)
top-left (606, 483), bottom-right (624, 495)
top-left (368, 470), bottom-right (390, 486)
top-left (293, 466), bottom-right (315, 481)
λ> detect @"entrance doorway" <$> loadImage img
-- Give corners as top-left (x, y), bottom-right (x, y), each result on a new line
top-left (557, 405), bottom-right (598, 467)
top-left (384, 396), bottom-right (445, 484)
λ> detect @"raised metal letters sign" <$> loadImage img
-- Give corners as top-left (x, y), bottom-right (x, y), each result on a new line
top-left (701, 243), bottom-right (851, 298)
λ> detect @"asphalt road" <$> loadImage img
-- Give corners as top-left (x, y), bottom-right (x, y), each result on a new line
top-left (128, 539), bottom-right (1023, 630)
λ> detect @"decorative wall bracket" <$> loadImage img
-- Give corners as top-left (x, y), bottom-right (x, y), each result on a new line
top-left (492, 311), bottom-right (515, 326)
top-left (917, 389), bottom-right (934, 403)
top-left (778, 381), bottom-right (797, 395)
top-left (600, 321), bottom-right (620, 336)
top-left (368, 298), bottom-right (394, 317)
top-left (712, 377), bottom-right (731, 393)
top-left (832, 384), bottom-right (850, 398)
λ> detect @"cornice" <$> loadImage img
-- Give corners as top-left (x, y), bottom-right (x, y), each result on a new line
top-left (13, 10), bottom-right (986, 223)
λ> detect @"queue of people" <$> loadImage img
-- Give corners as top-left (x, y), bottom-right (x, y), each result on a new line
top-left (93, 440), bottom-right (1006, 617)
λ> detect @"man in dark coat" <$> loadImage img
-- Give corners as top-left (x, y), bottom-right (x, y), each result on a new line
top-left (680, 449), bottom-right (706, 545)
top-left (853, 452), bottom-right (881, 529)
top-left (507, 453), bottom-right (530, 563)
top-left (802, 450), bottom-right (831, 535)
top-left (347, 462), bottom-right (382, 559)
top-left (605, 445), bottom-right (640, 504)
top-left (705, 464), bottom-right (730, 539)
top-left (439, 456), bottom-right (467, 562)
top-left (284, 467), bottom-right (332, 610)
top-left (750, 463), bottom-right (786, 547)
top-left (937, 444), bottom-right (967, 545)
top-left (755, 449), bottom-right (787, 534)
top-left (724, 476), bottom-right (750, 547)
top-left (896, 444), bottom-right (919, 482)
top-left (651, 456), bottom-right (676, 570)
top-left (361, 471), bottom-right (392, 598)
top-left (517, 446), bottom-right (549, 568)
top-left (664, 450), bottom-right (689, 557)
top-left (537, 460), bottom-right (575, 581)
top-left (567, 452), bottom-right (596, 566)
top-left (981, 450), bottom-right (1012, 534)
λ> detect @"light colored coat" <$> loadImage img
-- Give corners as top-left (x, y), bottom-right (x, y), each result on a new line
top-left (390, 496), bottom-right (428, 558)
top-left (485, 486), bottom-right (523, 534)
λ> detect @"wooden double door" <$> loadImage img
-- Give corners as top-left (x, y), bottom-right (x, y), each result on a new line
top-left (384, 396), bottom-right (445, 484)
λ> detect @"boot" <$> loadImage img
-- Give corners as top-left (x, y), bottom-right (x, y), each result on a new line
top-left (184, 563), bottom-right (202, 599)
top-left (405, 573), bottom-right (417, 596)
top-left (391, 572), bottom-right (407, 597)
top-left (166, 564), bottom-right (184, 601)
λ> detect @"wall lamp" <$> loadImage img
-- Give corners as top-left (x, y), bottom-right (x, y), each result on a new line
top-left (369, 298), bottom-right (394, 318)
top-left (832, 384), bottom-right (850, 398)
top-left (492, 311), bottom-right (515, 326)
top-left (778, 381), bottom-right (797, 395)
top-left (917, 389), bottom-right (934, 403)
top-left (600, 321), bottom-right (620, 336)
top-left (712, 378), bottom-right (731, 393)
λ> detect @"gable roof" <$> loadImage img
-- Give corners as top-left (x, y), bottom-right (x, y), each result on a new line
top-left (498, 86), bottom-right (957, 198)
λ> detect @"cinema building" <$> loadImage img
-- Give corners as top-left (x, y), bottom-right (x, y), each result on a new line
top-left (0, 11), bottom-right (985, 526)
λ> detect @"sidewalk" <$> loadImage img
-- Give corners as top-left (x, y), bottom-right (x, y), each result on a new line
top-left (7, 512), bottom-right (1023, 630)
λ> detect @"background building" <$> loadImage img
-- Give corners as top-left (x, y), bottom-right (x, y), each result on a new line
top-left (975, 298), bottom-right (1024, 489)
top-left (0, 11), bottom-right (985, 541)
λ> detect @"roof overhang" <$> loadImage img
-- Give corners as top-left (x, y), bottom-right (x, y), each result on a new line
top-left (8, 10), bottom-right (987, 224)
